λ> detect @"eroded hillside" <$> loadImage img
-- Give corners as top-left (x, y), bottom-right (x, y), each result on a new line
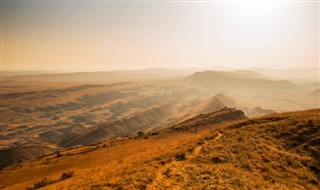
top-left (1, 70), bottom-right (318, 169)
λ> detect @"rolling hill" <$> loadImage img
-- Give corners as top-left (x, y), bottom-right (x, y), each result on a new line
top-left (186, 70), bottom-right (298, 93)
top-left (2, 69), bottom-right (193, 83)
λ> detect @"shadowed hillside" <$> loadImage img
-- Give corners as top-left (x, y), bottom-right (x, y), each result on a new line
top-left (0, 80), bottom-right (243, 168)
top-left (167, 107), bottom-right (246, 132)
top-left (0, 146), bottom-right (56, 169)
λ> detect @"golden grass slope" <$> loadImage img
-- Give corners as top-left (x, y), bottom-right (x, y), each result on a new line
top-left (0, 108), bottom-right (319, 189)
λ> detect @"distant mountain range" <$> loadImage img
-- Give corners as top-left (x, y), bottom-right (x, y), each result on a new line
top-left (3, 67), bottom-right (319, 82)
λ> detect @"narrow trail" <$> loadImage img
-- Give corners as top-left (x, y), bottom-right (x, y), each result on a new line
top-left (147, 133), bottom-right (223, 189)
top-left (214, 132), bottom-right (223, 141)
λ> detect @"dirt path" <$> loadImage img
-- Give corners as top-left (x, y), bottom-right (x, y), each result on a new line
top-left (147, 133), bottom-right (223, 189)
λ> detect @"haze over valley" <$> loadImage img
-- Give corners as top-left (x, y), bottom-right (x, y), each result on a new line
top-left (1, 68), bottom-right (319, 168)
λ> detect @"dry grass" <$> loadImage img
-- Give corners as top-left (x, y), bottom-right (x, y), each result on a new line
top-left (0, 120), bottom-right (231, 189)
top-left (0, 109), bottom-right (319, 189)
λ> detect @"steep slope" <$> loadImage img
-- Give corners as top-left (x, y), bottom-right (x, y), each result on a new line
top-left (61, 104), bottom-right (176, 147)
top-left (0, 109), bottom-right (318, 190)
top-left (168, 107), bottom-right (246, 132)
top-left (199, 94), bottom-right (236, 114)
top-left (0, 145), bottom-right (57, 169)
top-left (61, 95), bottom-right (238, 147)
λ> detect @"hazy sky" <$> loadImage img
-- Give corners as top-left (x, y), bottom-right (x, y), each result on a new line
top-left (1, 1), bottom-right (319, 71)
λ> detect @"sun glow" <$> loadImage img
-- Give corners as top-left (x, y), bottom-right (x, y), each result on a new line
top-left (2, 1), bottom-right (318, 71)
top-left (223, 1), bottom-right (282, 22)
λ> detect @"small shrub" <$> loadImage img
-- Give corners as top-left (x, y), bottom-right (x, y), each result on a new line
top-left (163, 168), bottom-right (171, 177)
top-left (187, 147), bottom-right (195, 153)
top-left (136, 131), bottom-right (144, 137)
top-left (60, 171), bottom-right (74, 180)
top-left (159, 161), bottom-right (166, 165)
top-left (27, 172), bottom-right (74, 189)
top-left (33, 178), bottom-right (50, 189)
top-left (211, 156), bottom-right (225, 164)
top-left (56, 151), bottom-right (62, 158)
top-left (175, 153), bottom-right (186, 161)
top-left (150, 131), bottom-right (159, 136)
top-left (197, 140), bottom-right (204, 146)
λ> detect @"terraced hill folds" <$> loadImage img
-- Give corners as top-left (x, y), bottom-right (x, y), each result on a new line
top-left (0, 108), bottom-right (319, 189)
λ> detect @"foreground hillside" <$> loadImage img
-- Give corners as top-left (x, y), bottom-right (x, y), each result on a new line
top-left (0, 108), bottom-right (319, 189)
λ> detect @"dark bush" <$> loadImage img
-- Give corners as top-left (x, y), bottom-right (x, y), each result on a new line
top-left (175, 153), bottom-right (186, 161)
top-left (211, 156), bottom-right (224, 164)
top-left (56, 151), bottom-right (62, 158)
top-left (26, 171), bottom-right (74, 190)
top-left (33, 178), bottom-right (50, 189)
top-left (136, 131), bottom-right (144, 137)
top-left (60, 171), bottom-right (74, 180)
top-left (150, 131), bottom-right (159, 136)
top-left (163, 168), bottom-right (171, 177)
